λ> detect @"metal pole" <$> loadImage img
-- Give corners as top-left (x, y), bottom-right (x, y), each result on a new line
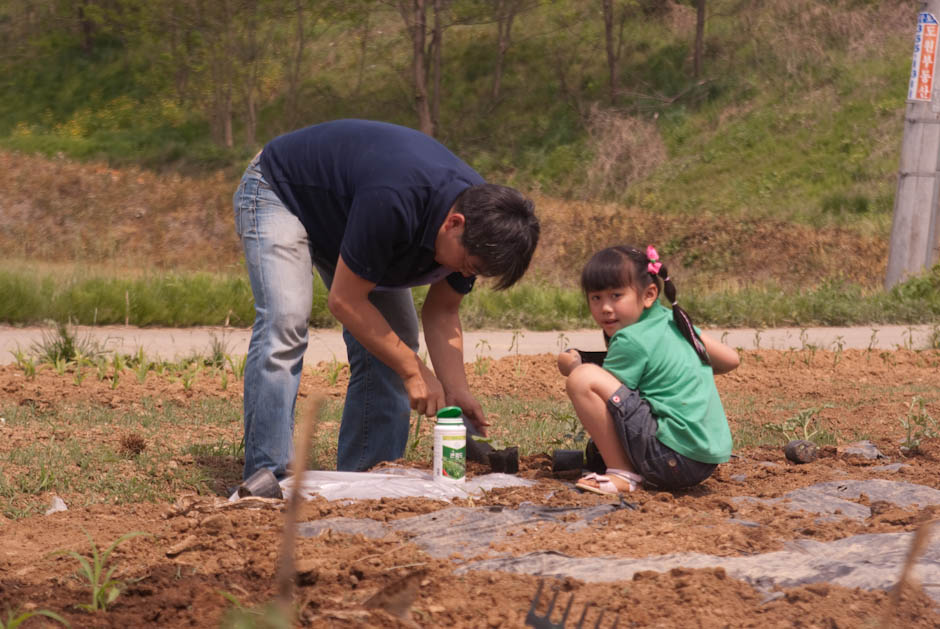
top-left (886, 0), bottom-right (940, 288)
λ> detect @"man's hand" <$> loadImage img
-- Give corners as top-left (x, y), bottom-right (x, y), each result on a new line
top-left (448, 389), bottom-right (489, 437)
top-left (557, 348), bottom-right (582, 376)
top-left (403, 361), bottom-right (447, 417)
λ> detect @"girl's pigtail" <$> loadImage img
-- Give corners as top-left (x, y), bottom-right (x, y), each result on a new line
top-left (647, 246), bottom-right (710, 365)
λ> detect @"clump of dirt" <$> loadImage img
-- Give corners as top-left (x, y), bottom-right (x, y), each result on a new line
top-left (1, 349), bottom-right (939, 626)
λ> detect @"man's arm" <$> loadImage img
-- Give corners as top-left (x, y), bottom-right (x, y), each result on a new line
top-left (422, 279), bottom-right (489, 436)
top-left (328, 255), bottom-right (445, 416)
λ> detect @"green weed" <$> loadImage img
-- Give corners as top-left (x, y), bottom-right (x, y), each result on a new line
top-left (30, 320), bottom-right (104, 365)
top-left (11, 350), bottom-right (37, 380)
top-left (228, 354), bottom-right (247, 380)
top-left (765, 406), bottom-right (835, 445)
top-left (323, 357), bottom-right (345, 386)
top-left (179, 363), bottom-right (202, 391)
top-left (899, 396), bottom-right (939, 453)
top-left (0, 608), bottom-right (69, 628)
top-left (54, 530), bottom-right (153, 612)
top-left (218, 591), bottom-right (291, 629)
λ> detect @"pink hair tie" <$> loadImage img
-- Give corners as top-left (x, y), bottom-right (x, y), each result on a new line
top-left (646, 245), bottom-right (662, 275)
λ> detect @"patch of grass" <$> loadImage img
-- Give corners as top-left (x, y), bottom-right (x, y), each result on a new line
top-left (0, 397), bottom-right (243, 518)
top-left (3, 263), bottom-right (940, 330)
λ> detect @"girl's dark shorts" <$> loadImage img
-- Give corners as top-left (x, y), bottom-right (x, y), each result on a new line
top-left (607, 385), bottom-right (717, 490)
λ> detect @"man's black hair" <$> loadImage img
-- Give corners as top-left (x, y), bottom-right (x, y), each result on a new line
top-left (454, 184), bottom-right (539, 290)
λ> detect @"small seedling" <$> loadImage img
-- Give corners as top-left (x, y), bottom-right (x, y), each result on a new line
top-left (801, 343), bottom-right (818, 366)
top-left (207, 334), bottom-right (231, 369)
top-left (53, 357), bottom-right (69, 376)
top-left (10, 349), bottom-right (36, 380)
top-left (324, 357), bottom-right (344, 386)
top-left (831, 335), bottom-right (845, 369)
top-left (0, 607), bottom-right (69, 628)
top-left (407, 413), bottom-right (425, 456)
top-left (228, 354), bottom-right (247, 380)
top-left (555, 332), bottom-right (570, 353)
top-left (180, 363), bottom-right (201, 391)
top-left (899, 396), bottom-right (939, 453)
top-left (218, 591), bottom-right (291, 629)
top-left (767, 406), bottom-right (830, 444)
top-left (867, 328), bottom-right (879, 353)
top-left (54, 530), bottom-right (153, 612)
top-left (95, 358), bottom-right (109, 381)
top-left (473, 339), bottom-right (492, 376)
top-left (133, 348), bottom-right (150, 384)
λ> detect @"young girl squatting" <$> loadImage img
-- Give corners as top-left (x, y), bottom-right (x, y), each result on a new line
top-left (558, 245), bottom-right (740, 494)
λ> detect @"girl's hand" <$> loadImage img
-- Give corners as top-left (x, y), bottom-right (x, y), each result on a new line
top-left (557, 349), bottom-right (582, 376)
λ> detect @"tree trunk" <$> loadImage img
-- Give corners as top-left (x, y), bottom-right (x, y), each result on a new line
top-left (430, 0), bottom-right (443, 133)
top-left (77, 0), bottom-right (94, 54)
top-left (399, 0), bottom-right (433, 136)
top-left (491, 0), bottom-right (519, 101)
top-left (286, 0), bottom-right (306, 129)
top-left (694, 0), bottom-right (706, 78)
top-left (601, 0), bottom-right (626, 105)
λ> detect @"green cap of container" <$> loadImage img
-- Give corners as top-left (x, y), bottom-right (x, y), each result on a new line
top-left (436, 406), bottom-right (463, 418)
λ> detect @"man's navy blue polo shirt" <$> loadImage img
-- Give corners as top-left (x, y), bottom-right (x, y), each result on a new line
top-left (259, 119), bottom-right (483, 294)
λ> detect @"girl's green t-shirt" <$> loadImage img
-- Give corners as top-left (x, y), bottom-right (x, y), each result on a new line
top-left (602, 302), bottom-right (732, 463)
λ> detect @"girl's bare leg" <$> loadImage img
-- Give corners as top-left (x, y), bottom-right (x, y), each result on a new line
top-left (565, 364), bottom-right (638, 492)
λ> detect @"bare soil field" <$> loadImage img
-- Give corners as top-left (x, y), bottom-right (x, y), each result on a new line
top-left (2, 348), bottom-right (940, 627)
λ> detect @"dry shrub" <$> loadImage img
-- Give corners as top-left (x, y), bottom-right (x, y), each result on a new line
top-left (0, 151), bottom-right (240, 271)
top-left (582, 105), bottom-right (666, 200)
top-left (525, 191), bottom-right (887, 290)
top-left (741, 0), bottom-right (912, 82)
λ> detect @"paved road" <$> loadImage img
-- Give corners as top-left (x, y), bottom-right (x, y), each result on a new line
top-left (0, 323), bottom-right (934, 366)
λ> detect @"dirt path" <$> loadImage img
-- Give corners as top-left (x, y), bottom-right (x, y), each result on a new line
top-left (0, 323), bottom-right (934, 365)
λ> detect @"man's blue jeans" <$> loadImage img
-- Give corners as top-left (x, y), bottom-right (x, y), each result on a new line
top-left (233, 154), bottom-right (418, 479)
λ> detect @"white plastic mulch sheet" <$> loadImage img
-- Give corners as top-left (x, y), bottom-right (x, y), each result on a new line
top-left (279, 467), bottom-right (534, 502)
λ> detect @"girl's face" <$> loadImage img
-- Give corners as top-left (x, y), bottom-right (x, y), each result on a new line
top-left (587, 282), bottom-right (659, 337)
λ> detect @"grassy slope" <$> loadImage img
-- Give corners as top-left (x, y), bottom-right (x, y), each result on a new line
top-left (0, 0), bottom-right (937, 329)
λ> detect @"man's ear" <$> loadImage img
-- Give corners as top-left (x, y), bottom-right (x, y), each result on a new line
top-left (444, 212), bottom-right (466, 231)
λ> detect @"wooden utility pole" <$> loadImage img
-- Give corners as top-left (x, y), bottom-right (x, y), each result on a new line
top-left (886, 1), bottom-right (940, 288)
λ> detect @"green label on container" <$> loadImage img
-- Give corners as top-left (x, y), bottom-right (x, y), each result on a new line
top-left (442, 445), bottom-right (465, 479)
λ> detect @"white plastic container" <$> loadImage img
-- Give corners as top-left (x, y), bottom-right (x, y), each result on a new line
top-left (433, 406), bottom-right (466, 483)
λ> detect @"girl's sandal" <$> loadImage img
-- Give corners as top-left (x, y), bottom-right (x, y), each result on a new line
top-left (575, 468), bottom-right (644, 495)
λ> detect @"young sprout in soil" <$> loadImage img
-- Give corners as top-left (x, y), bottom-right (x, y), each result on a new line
top-left (555, 332), bottom-right (570, 353)
top-left (899, 396), bottom-right (939, 454)
top-left (228, 354), bottom-right (247, 380)
top-left (53, 530), bottom-right (153, 613)
top-left (10, 349), bottom-right (36, 380)
top-left (133, 348), bottom-right (150, 383)
top-left (768, 406), bottom-right (831, 444)
top-left (831, 336), bottom-right (845, 369)
top-left (0, 607), bottom-right (69, 628)
top-left (218, 591), bottom-right (290, 629)
top-left (323, 356), bottom-right (344, 386)
top-left (179, 363), bottom-right (202, 391)
top-left (473, 339), bottom-right (492, 376)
